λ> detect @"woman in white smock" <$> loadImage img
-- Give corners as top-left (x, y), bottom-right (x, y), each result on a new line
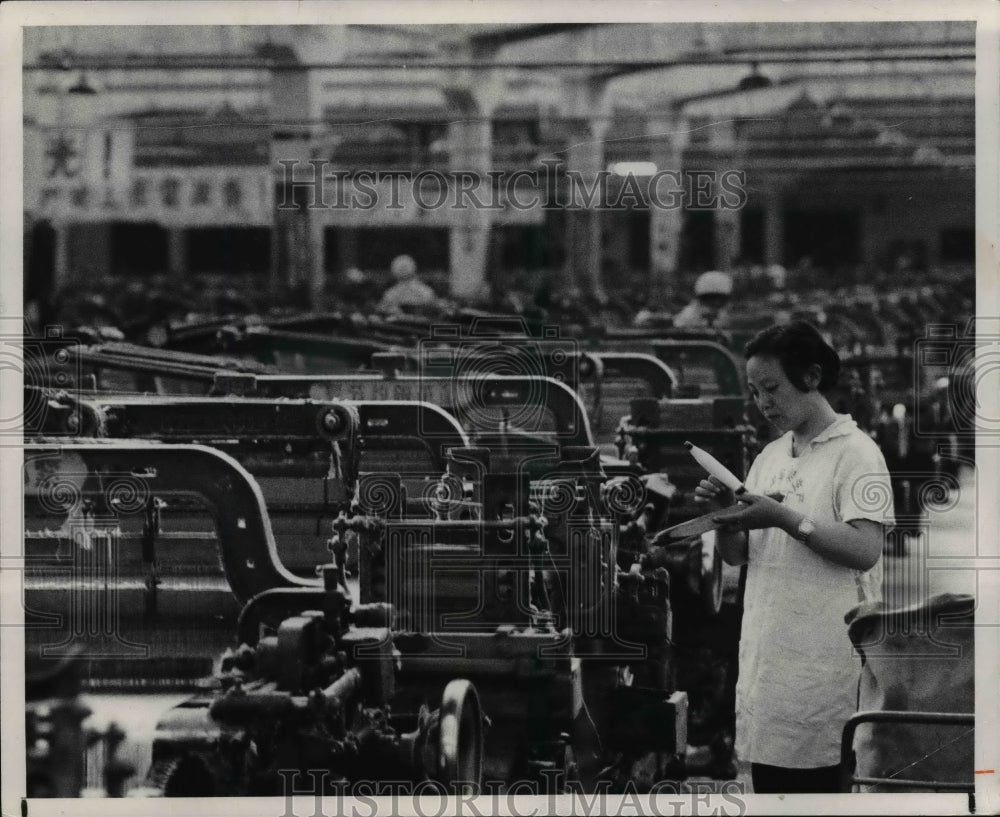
top-left (696, 321), bottom-right (894, 793)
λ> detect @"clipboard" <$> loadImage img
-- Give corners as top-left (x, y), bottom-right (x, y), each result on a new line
top-left (650, 492), bottom-right (785, 544)
top-left (649, 503), bottom-right (744, 544)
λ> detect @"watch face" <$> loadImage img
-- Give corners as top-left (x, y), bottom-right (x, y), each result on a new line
top-left (798, 519), bottom-right (816, 540)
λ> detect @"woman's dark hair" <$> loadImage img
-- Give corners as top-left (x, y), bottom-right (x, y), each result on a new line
top-left (744, 320), bottom-right (841, 392)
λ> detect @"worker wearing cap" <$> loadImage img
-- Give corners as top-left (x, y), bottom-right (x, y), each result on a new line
top-left (673, 270), bottom-right (733, 329)
top-left (338, 266), bottom-right (379, 313)
top-left (377, 254), bottom-right (438, 314)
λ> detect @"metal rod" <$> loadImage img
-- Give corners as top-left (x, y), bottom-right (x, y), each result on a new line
top-left (850, 777), bottom-right (973, 792)
top-left (847, 711), bottom-right (974, 725)
top-left (840, 710), bottom-right (974, 793)
top-left (722, 41), bottom-right (974, 55)
top-left (23, 52), bottom-right (975, 72)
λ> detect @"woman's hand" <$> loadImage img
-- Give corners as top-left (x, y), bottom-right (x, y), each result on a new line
top-left (696, 476), bottom-right (750, 567)
top-left (711, 492), bottom-right (792, 532)
top-left (694, 475), bottom-right (735, 510)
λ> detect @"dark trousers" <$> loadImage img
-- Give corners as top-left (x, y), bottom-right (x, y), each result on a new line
top-left (751, 762), bottom-right (842, 794)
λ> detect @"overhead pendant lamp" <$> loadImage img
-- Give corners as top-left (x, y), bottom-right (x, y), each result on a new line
top-left (67, 71), bottom-right (97, 95)
top-left (737, 62), bottom-right (772, 92)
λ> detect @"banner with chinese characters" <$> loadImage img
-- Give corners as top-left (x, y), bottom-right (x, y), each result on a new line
top-left (26, 126), bottom-right (273, 227)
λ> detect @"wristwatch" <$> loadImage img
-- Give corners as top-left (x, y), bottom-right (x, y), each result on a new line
top-left (794, 516), bottom-right (816, 543)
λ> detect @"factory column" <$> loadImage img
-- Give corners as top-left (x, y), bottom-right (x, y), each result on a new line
top-left (444, 60), bottom-right (504, 302)
top-left (710, 120), bottom-right (740, 271)
top-left (52, 221), bottom-right (70, 292)
top-left (166, 228), bottom-right (187, 277)
top-left (447, 112), bottom-right (494, 301)
top-left (562, 77), bottom-right (611, 306)
top-left (763, 188), bottom-right (785, 267)
top-left (268, 50), bottom-right (320, 305)
top-left (646, 106), bottom-right (689, 304)
top-left (564, 120), bottom-right (609, 305)
top-left (714, 206), bottom-right (741, 271)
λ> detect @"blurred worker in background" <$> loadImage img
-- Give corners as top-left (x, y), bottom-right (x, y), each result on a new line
top-left (673, 270), bottom-right (733, 329)
top-left (766, 263), bottom-right (788, 291)
top-left (377, 254), bottom-right (438, 315)
top-left (338, 266), bottom-right (379, 314)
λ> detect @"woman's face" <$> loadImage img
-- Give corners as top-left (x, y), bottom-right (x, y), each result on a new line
top-left (746, 354), bottom-right (813, 433)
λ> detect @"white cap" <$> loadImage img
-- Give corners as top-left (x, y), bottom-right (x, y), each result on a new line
top-left (390, 255), bottom-right (417, 281)
top-left (694, 270), bottom-right (733, 297)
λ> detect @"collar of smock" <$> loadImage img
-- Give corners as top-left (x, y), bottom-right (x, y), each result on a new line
top-left (781, 413), bottom-right (857, 454)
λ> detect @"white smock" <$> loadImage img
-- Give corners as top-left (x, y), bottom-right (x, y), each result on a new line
top-left (378, 278), bottom-right (437, 313)
top-left (671, 300), bottom-right (730, 330)
top-left (736, 414), bottom-right (895, 768)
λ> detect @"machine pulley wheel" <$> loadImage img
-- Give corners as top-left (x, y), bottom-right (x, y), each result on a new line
top-left (701, 534), bottom-right (724, 616)
top-left (437, 678), bottom-right (484, 792)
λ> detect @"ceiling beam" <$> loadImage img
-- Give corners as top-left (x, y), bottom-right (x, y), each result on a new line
top-left (464, 23), bottom-right (600, 51)
top-left (25, 51), bottom-right (975, 73)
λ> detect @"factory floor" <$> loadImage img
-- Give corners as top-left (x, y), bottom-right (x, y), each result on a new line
top-left (76, 465), bottom-right (977, 797)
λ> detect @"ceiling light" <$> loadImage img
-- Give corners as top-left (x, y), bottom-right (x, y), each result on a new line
top-left (737, 62), bottom-right (772, 92)
top-left (609, 161), bottom-right (657, 177)
top-left (67, 72), bottom-right (97, 95)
